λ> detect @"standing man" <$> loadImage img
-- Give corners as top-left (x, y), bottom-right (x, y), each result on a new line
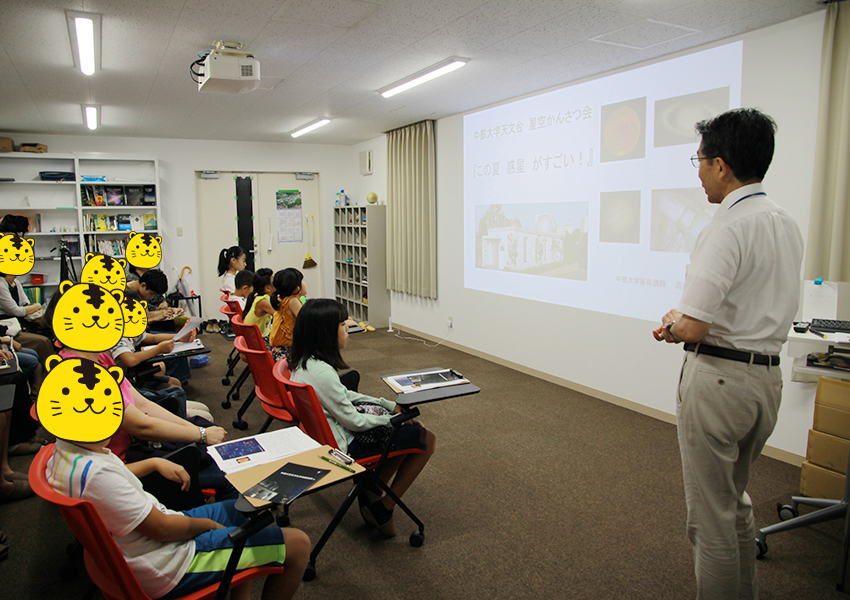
top-left (653, 108), bottom-right (804, 599)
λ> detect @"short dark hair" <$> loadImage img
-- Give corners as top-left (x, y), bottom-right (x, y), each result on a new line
top-left (695, 108), bottom-right (777, 182)
top-left (234, 269), bottom-right (254, 290)
top-left (289, 298), bottom-right (349, 372)
top-left (139, 268), bottom-right (168, 295)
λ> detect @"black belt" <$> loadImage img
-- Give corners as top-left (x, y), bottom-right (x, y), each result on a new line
top-left (684, 342), bottom-right (779, 366)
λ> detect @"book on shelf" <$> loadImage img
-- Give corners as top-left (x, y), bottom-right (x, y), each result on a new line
top-left (143, 213), bottom-right (157, 230)
top-left (105, 187), bottom-right (125, 206)
top-left (95, 214), bottom-right (108, 232)
top-left (130, 214), bottom-right (145, 231)
top-left (126, 186), bottom-right (143, 206)
top-left (142, 186), bottom-right (156, 205)
top-left (117, 214), bottom-right (131, 231)
top-left (94, 185), bottom-right (105, 207)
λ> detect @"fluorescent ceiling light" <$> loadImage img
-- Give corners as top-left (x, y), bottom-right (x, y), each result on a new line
top-left (291, 118), bottom-right (331, 138)
top-left (66, 11), bottom-right (102, 76)
top-left (379, 57), bottom-right (469, 98)
top-left (82, 105), bottom-right (100, 130)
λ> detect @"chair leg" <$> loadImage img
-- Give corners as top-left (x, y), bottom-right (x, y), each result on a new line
top-left (232, 390), bottom-right (255, 430)
top-left (222, 365), bottom-right (250, 409)
top-left (375, 478), bottom-right (425, 535)
top-left (305, 484), bottom-right (362, 581)
top-left (258, 415), bottom-right (273, 434)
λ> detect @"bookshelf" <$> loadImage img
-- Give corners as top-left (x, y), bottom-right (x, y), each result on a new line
top-left (0, 153), bottom-right (161, 300)
top-left (333, 205), bottom-right (389, 327)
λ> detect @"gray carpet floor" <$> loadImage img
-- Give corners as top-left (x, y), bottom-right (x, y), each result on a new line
top-left (1, 327), bottom-right (847, 599)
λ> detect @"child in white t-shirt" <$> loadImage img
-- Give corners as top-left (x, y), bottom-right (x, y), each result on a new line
top-left (47, 437), bottom-right (309, 600)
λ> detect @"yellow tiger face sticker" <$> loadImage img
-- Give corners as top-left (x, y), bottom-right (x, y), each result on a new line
top-left (53, 281), bottom-right (125, 352)
top-left (126, 232), bottom-right (162, 270)
top-left (0, 233), bottom-right (35, 276)
top-left (37, 356), bottom-right (124, 443)
top-left (81, 253), bottom-right (127, 293)
top-left (121, 295), bottom-right (148, 338)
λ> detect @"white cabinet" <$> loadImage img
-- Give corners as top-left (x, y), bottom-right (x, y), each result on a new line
top-left (334, 205), bottom-right (389, 327)
top-left (0, 152), bottom-right (161, 303)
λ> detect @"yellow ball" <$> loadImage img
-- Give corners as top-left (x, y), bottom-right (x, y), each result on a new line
top-left (366, 192), bottom-right (378, 204)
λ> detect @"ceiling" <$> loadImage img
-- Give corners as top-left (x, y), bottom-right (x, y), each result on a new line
top-left (0, 0), bottom-right (824, 146)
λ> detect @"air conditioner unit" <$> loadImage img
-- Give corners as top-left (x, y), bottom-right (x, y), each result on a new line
top-left (198, 53), bottom-right (261, 94)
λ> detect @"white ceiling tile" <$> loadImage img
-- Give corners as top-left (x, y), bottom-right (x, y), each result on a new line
top-left (272, 0), bottom-right (378, 28)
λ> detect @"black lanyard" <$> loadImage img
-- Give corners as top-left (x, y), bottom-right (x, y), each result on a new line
top-left (728, 192), bottom-right (766, 210)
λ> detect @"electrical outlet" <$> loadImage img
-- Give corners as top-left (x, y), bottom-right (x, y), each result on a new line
top-left (447, 316), bottom-right (453, 328)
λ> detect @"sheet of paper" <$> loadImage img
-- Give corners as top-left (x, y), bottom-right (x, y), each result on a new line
top-left (802, 280), bottom-right (839, 322)
top-left (835, 333), bottom-right (850, 344)
top-left (210, 427), bottom-right (321, 474)
top-left (383, 368), bottom-right (469, 394)
top-left (173, 316), bottom-right (202, 342)
top-left (167, 339), bottom-right (205, 354)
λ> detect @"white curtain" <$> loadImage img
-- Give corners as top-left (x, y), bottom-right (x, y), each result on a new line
top-left (805, 1), bottom-right (850, 282)
top-left (386, 121), bottom-right (437, 298)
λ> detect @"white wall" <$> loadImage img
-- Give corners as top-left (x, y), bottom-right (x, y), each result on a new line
top-left (389, 12), bottom-right (826, 459)
top-left (0, 135), bottom-right (360, 310)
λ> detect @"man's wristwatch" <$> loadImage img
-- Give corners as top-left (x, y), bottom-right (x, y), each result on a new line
top-left (666, 321), bottom-right (679, 342)
top-left (199, 426), bottom-right (206, 444)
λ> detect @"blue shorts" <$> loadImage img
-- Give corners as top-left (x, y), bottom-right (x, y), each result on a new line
top-left (15, 347), bottom-right (39, 375)
top-left (158, 500), bottom-right (285, 599)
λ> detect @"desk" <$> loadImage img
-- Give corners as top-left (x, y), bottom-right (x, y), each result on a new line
top-left (225, 444), bottom-right (365, 509)
top-left (787, 329), bottom-right (850, 381)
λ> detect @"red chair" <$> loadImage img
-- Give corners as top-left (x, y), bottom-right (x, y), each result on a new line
top-left (232, 336), bottom-right (296, 433)
top-left (28, 445), bottom-right (282, 600)
top-left (226, 314), bottom-right (277, 429)
top-left (271, 361), bottom-right (425, 580)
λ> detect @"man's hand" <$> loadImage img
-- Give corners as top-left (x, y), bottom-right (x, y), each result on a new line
top-left (0, 349), bottom-right (13, 361)
top-left (154, 458), bottom-right (191, 491)
top-left (653, 310), bottom-right (711, 344)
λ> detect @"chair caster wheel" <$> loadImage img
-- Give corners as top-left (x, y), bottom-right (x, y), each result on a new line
top-left (777, 503), bottom-right (798, 521)
top-left (221, 378), bottom-right (231, 386)
top-left (233, 419), bottom-right (248, 430)
top-left (302, 563), bottom-right (316, 582)
top-left (409, 530), bottom-right (424, 547)
top-left (231, 393), bottom-right (240, 402)
top-left (755, 537), bottom-right (767, 559)
top-left (276, 513), bottom-right (290, 527)
top-left (221, 401), bottom-right (231, 409)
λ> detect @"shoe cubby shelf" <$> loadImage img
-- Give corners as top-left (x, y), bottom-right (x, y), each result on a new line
top-left (333, 205), bottom-right (389, 327)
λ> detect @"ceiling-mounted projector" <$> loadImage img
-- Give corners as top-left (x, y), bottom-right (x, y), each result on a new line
top-left (193, 41), bottom-right (260, 94)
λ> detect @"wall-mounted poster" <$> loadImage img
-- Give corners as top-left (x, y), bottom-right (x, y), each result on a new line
top-left (276, 190), bottom-right (303, 244)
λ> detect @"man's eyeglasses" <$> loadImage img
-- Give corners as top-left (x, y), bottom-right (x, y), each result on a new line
top-left (690, 155), bottom-right (713, 168)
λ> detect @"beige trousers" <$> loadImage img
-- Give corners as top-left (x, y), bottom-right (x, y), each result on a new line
top-left (676, 351), bottom-right (782, 600)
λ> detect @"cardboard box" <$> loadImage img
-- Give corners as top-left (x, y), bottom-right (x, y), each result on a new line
top-left (806, 429), bottom-right (849, 474)
top-left (18, 143), bottom-right (47, 153)
top-left (816, 377), bottom-right (850, 411)
top-left (800, 461), bottom-right (845, 500)
top-left (813, 403), bottom-right (850, 439)
top-left (0, 137), bottom-right (13, 152)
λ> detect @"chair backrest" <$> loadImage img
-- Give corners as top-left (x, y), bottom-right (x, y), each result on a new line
top-left (224, 298), bottom-right (242, 315)
top-left (233, 336), bottom-right (296, 420)
top-left (272, 361), bottom-right (338, 449)
top-left (230, 314), bottom-right (266, 353)
top-left (29, 445), bottom-right (150, 600)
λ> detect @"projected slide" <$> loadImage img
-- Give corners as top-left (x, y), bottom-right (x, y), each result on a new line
top-left (463, 42), bottom-right (742, 322)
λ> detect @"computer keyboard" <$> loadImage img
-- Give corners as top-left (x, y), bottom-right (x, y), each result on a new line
top-left (811, 318), bottom-right (850, 333)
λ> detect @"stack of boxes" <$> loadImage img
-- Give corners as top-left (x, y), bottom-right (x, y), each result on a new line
top-left (801, 377), bottom-right (850, 500)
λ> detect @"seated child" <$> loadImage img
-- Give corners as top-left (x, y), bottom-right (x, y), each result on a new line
top-left (46, 424), bottom-right (308, 600)
top-left (126, 269), bottom-right (183, 324)
top-left (290, 298), bottom-right (437, 538)
top-left (228, 269), bottom-right (254, 311)
top-left (241, 268), bottom-right (274, 338)
top-left (116, 289), bottom-right (193, 386)
top-left (267, 269), bottom-right (305, 363)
